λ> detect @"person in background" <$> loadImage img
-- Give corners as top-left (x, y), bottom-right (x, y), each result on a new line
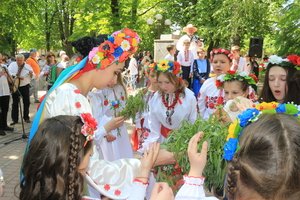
top-left (56, 54), bottom-right (70, 78)
top-left (128, 54), bottom-right (138, 90)
top-left (40, 52), bottom-right (57, 90)
top-left (245, 54), bottom-right (259, 78)
top-left (0, 53), bottom-right (14, 135)
top-left (26, 48), bottom-right (40, 103)
top-left (164, 44), bottom-right (176, 62)
top-left (230, 46), bottom-right (249, 74)
top-left (177, 39), bottom-right (194, 88)
top-left (191, 48), bottom-right (210, 96)
top-left (8, 54), bottom-right (33, 125)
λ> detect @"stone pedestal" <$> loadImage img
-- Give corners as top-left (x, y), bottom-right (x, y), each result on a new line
top-left (154, 34), bottom-right (180, 62)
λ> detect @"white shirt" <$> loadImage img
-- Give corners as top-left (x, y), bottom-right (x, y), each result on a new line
top-left (177, 50), bottom-right (194, 72)
top-left (198, 77), bottom-right (225, 120)
top-left (8, 62), bottom-right (33, 87)
top-left (141, 88), bottom-right (197, 151)
top-left (57, 61), bottom-right (69, 69)
top-left (164, 53), bottom-right (174, 62)
top-left (231, 57), bottom-right (249, 74)
top-left (128, 57), bottom-right (138, 75)
top-left (0, 65), bottom-right (10, 96)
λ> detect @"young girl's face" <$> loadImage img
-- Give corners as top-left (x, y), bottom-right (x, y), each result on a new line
top-left (78, 146), bottom-right (93, 175)
top-left (212, 54), bottom-right (231, 76)
top-left (158, 73), bottom-right (176, 94)
top-left (224, 81), bottom-right (248, 101)
top-left (93, 62), bottom-right (124, 89)
top-left (268, 66), bottom-right (287, 103)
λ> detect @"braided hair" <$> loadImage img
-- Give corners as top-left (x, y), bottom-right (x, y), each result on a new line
top-left (226, 114), bottom-right (300, 200)
top-left (20, 115), bottom-right (93, 200)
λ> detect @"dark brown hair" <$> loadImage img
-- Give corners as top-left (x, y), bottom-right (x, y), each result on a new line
top-left (20, 115), bottom-right (93, 200)
top-left (157, 71), bottom-right (185, 96)
top-left (166, 44), bottom-right (175, 52)
top-left (284, 70), bottom-right (300, 104)
top-left (46, 52), bottom-right (56, 65)
top-left (226, 114), bottom-right (300, 200)
top-left (259, 63), bottom-right (296, 102)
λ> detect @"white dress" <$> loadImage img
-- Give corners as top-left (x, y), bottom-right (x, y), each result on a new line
top-left (140, 88), bottom-right (197, 151)
top-left (197, 77), bottom-right (225, 120)
top-left (43, 83), bottom-right (145, 200)
top-left (88, 85), bottom-right (133, 161)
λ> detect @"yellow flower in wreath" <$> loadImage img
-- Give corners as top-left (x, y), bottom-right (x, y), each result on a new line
top-left (157, 59), bottom-right (170, 71)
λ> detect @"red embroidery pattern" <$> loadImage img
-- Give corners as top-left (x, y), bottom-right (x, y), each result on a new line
top-left (205, 96), bottom-right (224, 109)
top-left (75, 102), bottom-right (81, 108)
top-left (74, 89), bottom-right (81, 94)
top-left (104, 184), bottom-right (110, 191)
top-left (114, 189), bottom-right (121, 196)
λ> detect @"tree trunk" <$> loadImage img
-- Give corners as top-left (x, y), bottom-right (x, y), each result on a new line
top-left (130, 0), bottom-right (138, 28)
top-left (111, 0), bottom-right (121, 30)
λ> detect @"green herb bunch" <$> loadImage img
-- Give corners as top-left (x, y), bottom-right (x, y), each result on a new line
top-left (161, 117), bottom-right (229, 191)
top-left (118, 90), bottom-right (147, 120)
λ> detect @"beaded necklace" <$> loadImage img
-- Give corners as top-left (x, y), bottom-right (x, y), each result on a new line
top-left (162, 92), bottom-right (180, 125)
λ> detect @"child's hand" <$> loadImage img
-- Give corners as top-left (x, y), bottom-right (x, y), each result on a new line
top-left (104, 117), bottom-right (125, 132)
top-left (188, 132), bottom-right (208, 177)
top-left (137, 142), bottom-right (160, 179)
top-left (150, 182), bottom-right (174, 200)
top-left (105, 133), bottom-right (116, 142)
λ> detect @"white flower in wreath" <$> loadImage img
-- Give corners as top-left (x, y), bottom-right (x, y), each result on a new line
top-left (269, 55), bottom-right (285, 64)
top-left (121, 40), bottom-right (131, 51)
top-left (92, 54), bottom-right (100, 64)
top-left (217, 74), bottom-right (226, 82)
top-left (239, 71), bottom-right (248, 77)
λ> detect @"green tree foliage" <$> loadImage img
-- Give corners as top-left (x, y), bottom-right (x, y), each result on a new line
top-left (0, 0), bottom-right (298, 56)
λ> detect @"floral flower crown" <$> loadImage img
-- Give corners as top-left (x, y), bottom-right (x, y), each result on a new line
top-left (147, 63), bottom-right (156, 73)
top-left (216, 70), bottom-right (258, 88)
top-left (88, 28), bottom-right (141, 69)
top-left (210, 48), bottom-right (233, 62)
top-left (223, 102), bottom-right (300, 161)
top-left (267, 54), bottom-right (300, 70)
top-left (154, 60), bottom-right (182, 76)
top-left (80, 113), bottom-right (98, 147)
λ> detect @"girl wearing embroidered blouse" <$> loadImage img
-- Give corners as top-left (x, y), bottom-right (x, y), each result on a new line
top-left (259, 55), bottom-right (298, 103)
top-left (132, 63), bottom-right (159, 152)
top-left (88, 73), bottom-right (133, 161)
top-left (198, 48), bottom-right (232, 120)
top-left (140, 60), bottom-right (197, 151)
top-left (24, 29), bottom-right (158, 199)
top-left (21, 115), bottom-right (161, 200)
top-left (214, 71), bottom-right (258, 122)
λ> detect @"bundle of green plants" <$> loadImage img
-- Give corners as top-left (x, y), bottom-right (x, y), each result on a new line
top-left (159, 116), bottom-right (229, 192)
top-left (118, 90), bottom-right (146, 120)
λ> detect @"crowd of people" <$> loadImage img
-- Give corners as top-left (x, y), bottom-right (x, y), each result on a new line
top-left (0, 25), bottom-right (300, 200)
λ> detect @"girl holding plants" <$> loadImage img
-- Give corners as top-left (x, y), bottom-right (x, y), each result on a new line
top-left (88, 73), bottom-right (133, 161)
top-left (132, 63), bottom-right (159, 152)
top-left (198, 48), bottom-right (232, 120)
top-left (140, 60), bottom-right (197, 150)
top-left (24, 29), bottom-right (156, 199)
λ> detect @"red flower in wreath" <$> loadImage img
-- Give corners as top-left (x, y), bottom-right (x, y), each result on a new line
top-left (287, 54), bottom-right (299, 66)
top-left (80, 113), bottom-right (98, 146)
top-left (173, 61), bottom-right (181, 75)
top-left (215, 80), bottom-right (223, 88)
top-left (228, 70), bottom-right (236, 75)
top-left (249, 73), bottom-right (258, 83)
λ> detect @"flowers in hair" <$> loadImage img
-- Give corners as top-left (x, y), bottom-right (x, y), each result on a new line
top-left (216, 70), bottom-right (258, 88)
top-left (267, 54), bottom-right (300, 70)
top-left (210, 48), bottom-right (233, 62)
top-left (154, 60), bottom-right (182, 76)
top-left (223, 102), bottom-right (300, 161)
top-left (80, 113), bottom-right (98, 146)
top-left (88, 28), bottom-right (141, 69)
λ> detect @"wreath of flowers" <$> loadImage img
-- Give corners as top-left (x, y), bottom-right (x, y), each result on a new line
top-left (210, 48), bottom-right (233, 62)
top-left (216, 70), bottom-right (258, 88)
top-left (223, 102), bottom-right (300, 161)
top-left (80, 113), bottom-right (98, 147)
top-left (267, 54), bottom-right (300, 70)
top-left (88, 28), bottom-right (141, 69)
top-left (154, 60), bottom-right (181, 76)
